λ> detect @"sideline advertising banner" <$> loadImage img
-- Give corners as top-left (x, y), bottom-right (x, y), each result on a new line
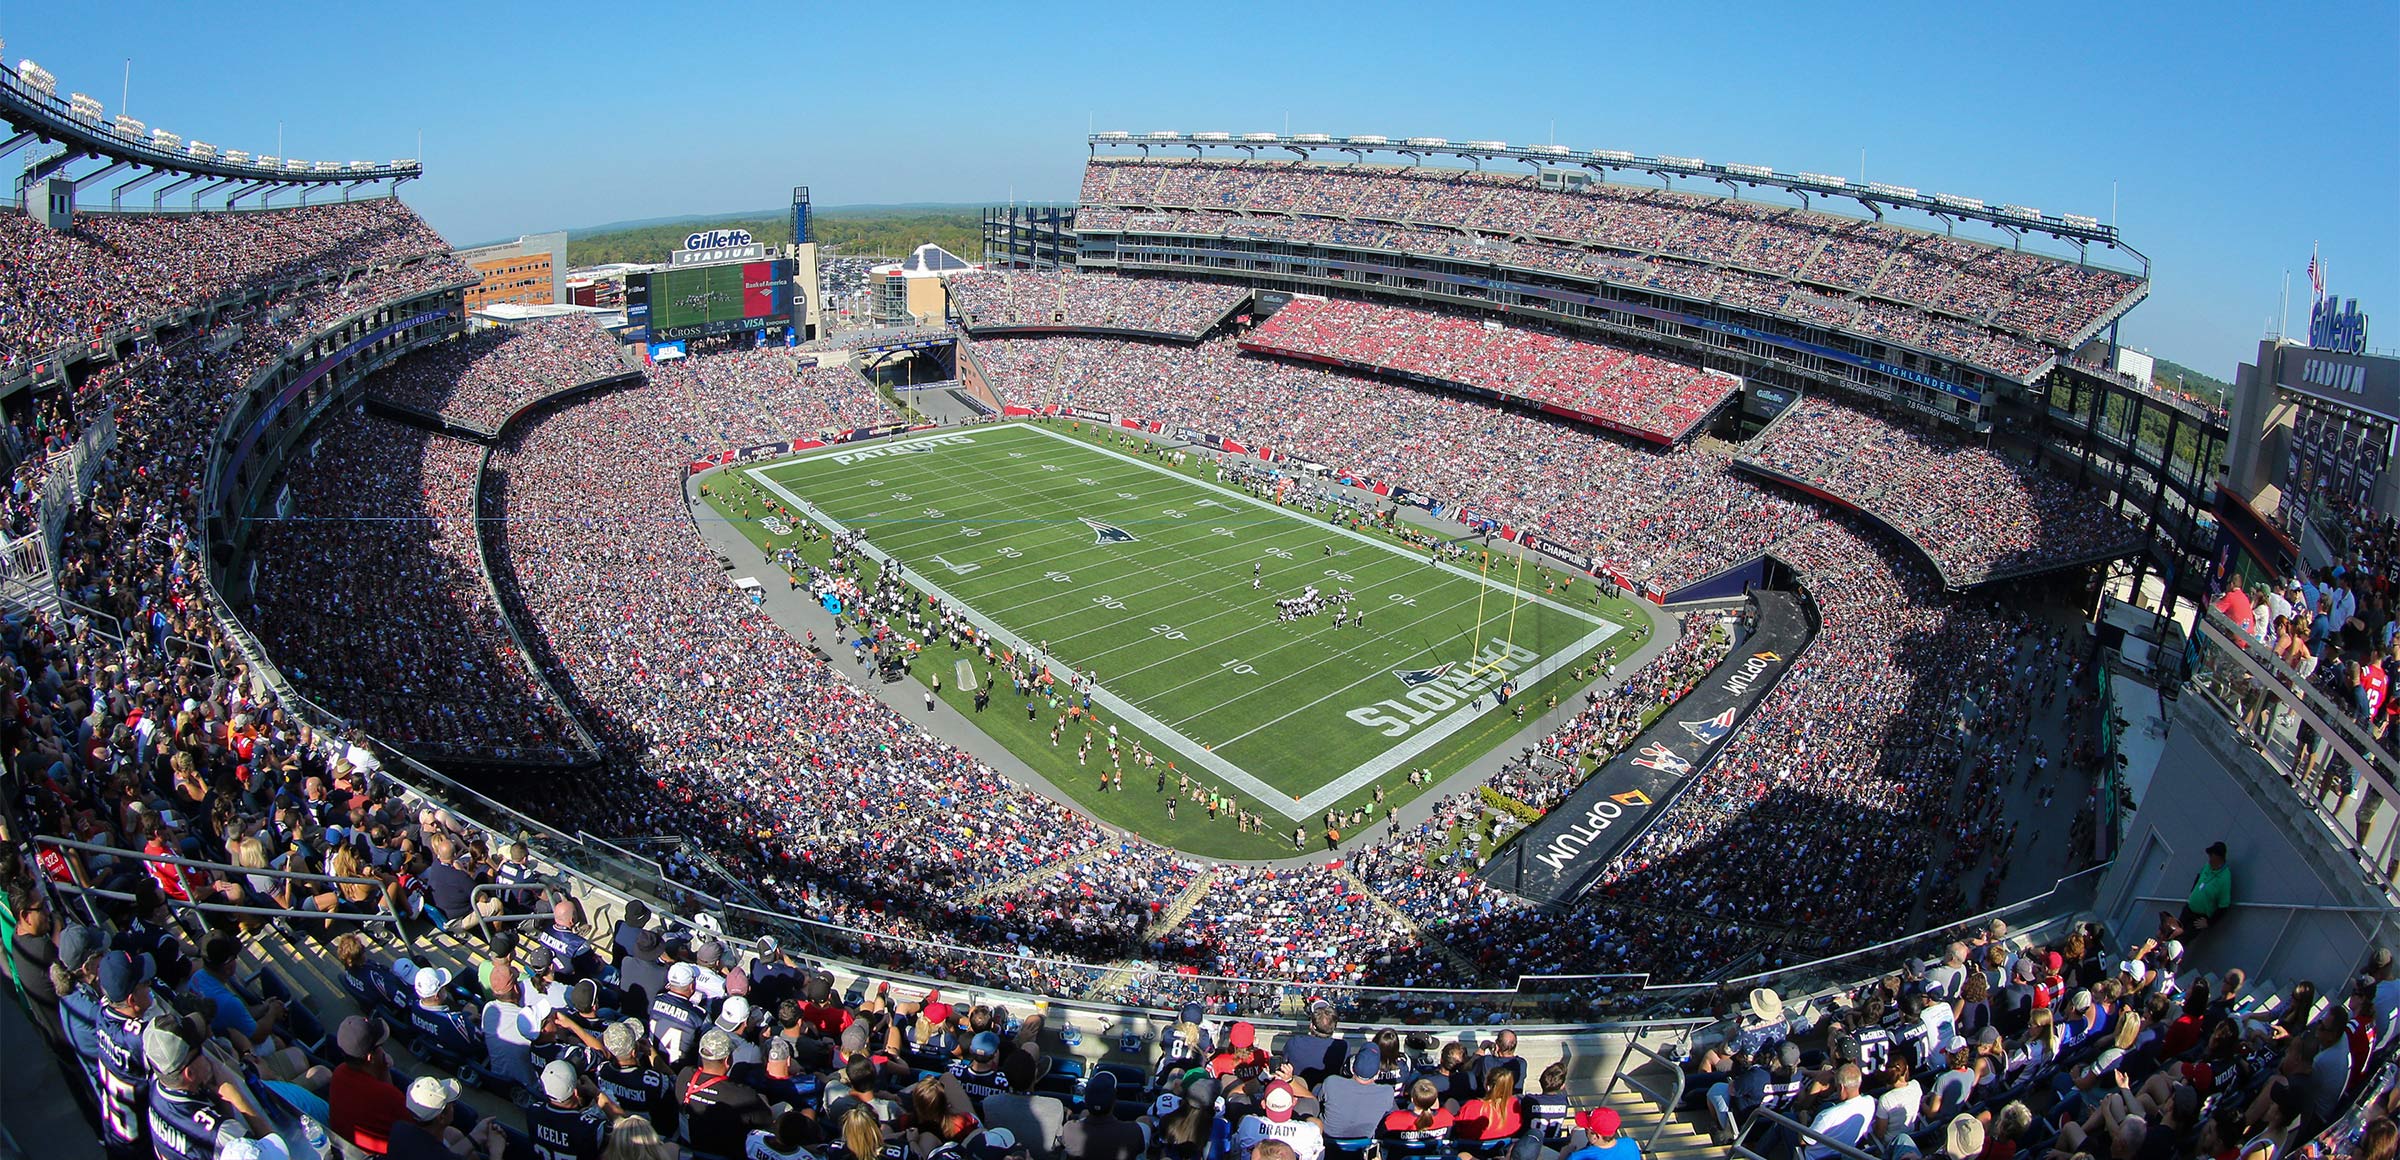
top-left (1479, 591), bottom-right (1810, 906)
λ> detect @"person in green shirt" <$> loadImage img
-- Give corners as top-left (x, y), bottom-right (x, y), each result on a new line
top-left (2182, 841), bottom-right (2234, 931)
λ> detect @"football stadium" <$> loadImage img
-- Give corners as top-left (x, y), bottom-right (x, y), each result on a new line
top-left (1, 12), bottom-right (2395, 1160)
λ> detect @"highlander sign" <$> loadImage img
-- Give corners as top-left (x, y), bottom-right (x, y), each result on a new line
top-left (1479, 590), bottom-right (1810, 907)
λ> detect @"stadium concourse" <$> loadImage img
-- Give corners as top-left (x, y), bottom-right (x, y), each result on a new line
top-left (5, 198), bottom-right (2396, 1160)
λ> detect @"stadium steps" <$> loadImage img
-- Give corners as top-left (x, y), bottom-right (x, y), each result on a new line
top-left (1330, 868), bottom-right (1494, 985)
top-left (959, 851), bottom-right (1096, 905)
top-left (1597, 1093), bottom-right (1719, 1159)
top-left (1140, 867), bottom-right (1221, 942)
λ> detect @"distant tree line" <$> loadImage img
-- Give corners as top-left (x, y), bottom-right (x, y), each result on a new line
top-left (566, 209), bottom-right (987, 268)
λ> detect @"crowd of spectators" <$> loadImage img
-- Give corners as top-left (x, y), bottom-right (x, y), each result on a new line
top-left (1073, 203), bottom-right (2065, 379)
top-left (1736, 397), bottom-right (2147, 586)
top-left (9, 194), bottom-right (2400, 1160)
top-left (0, 199), bottom-right (452, 374)
top-left (1240, 298), bottom-right (1734, 442)
top-left (244, 410), bottom-right (589, 763)
top-left (948, 272), bottom-right (1249, 340)
top-left (364, 317), bottom-right (626, 431)
top-left (1080, 159), bottom-right (2142, 358)
top-left (641, 349), bottom-right (900, 455)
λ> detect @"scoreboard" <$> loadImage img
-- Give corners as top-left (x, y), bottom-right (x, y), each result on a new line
top-left (628, 259), bottom-right (795, 341)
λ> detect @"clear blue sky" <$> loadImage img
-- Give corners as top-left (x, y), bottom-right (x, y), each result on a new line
top-left (7, 0), bottom-right (2392, 377)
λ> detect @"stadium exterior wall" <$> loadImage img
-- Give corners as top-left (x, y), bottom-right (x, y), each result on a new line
top-left (2098, 693), bottom-right (2398, 990)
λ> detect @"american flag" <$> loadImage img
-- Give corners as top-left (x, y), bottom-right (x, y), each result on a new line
top-left (2308, 246), bottom-right (2325, 301)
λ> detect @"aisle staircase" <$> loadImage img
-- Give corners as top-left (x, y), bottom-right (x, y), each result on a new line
top-left (1333, 866), bottom-right (1491, 984)
top-left (1142, 867), bottom-right (1220, 942)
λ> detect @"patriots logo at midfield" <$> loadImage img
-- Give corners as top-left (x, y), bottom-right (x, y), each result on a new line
top-left (1080, 517), bottom-right (1138, 544)
top-left (1680, 707), bottom-right (1738, 746)
top-left (1392, 662), bottom-right (1457, 688)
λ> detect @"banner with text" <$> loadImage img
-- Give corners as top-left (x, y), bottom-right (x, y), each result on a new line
top-left (1477, 590), bottom-right (1810, 906)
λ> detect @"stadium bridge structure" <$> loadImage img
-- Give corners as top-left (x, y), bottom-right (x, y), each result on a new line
top-left (2, 81), bottom-right (2388, 1156)
top-left (980, 133), bottom-right (2229, 608)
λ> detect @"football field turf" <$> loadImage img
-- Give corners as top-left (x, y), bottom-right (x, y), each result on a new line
top-left (737, 422), bottom-right (1626, 825)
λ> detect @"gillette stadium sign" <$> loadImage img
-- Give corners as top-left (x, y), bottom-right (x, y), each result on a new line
top-left (672, 228), bottom-right (767, 266)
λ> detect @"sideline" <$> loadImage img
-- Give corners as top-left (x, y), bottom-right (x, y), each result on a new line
top-left (686, 428), bottom-right (1681, 866)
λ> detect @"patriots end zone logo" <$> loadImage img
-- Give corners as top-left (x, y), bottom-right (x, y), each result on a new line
top-left (1680, 707), bottom-right (1737, 746)
top-left (1628, 742), bottom-right (1691, 775)
top-left (1393, 662), bottom-right (1456, 687)
top-left (1080, 517), bottom-right (1137, 544)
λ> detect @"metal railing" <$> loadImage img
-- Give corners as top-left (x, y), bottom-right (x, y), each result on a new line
top-left (2189, 608), bottom-right (2400, 891)
top-left (1717, 863), bottom-right (2110, 1006)
top-left (1729, 1107), bottom-right (1879, 1160)
top-left (1599, 1038), bottom-right (1685, 1153)
top-left (33, 834), bottom-right (404, 928)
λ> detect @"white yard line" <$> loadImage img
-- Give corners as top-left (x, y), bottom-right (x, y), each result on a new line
top-left (747, 424), bottom-right (1621, 819)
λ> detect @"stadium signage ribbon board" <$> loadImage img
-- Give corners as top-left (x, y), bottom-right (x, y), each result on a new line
top-left (2278, 346), bottom-right (2400, 423)
top-left (1479, 591), bottom-right (1810, 906)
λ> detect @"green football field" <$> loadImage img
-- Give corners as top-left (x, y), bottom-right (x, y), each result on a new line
top-left (734, 422), bottom-right (1627, 831)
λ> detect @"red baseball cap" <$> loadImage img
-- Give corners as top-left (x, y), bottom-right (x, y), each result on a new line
top-left (1576, 1107), bottom-right (1621, 1137)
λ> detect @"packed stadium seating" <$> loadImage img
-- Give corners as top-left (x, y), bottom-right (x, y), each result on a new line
top-left (1240, 298), bottom-right (1735, 442)
top-left (245, 410), bottom-right (590, 763)
top-left (7, 186), bottom-right (2392, 1160)
top-left (947, 272), bottom-right (1249, 340)
top-left (1077, 159), bottom-right (2147, 378)
top-left (1735, 396), bottom-right (2147, 585)
top-left (0, 199), bottom-right (454, 374)
top-left (363, 317), bottom-right (627, 432)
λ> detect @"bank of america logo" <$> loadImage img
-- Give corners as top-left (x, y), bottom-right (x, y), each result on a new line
top-left (1681, 708), bottom-right (1737, 746)
top-left (1393, 662), bottom-right (1456, 688)
top-left (1081, 517), bottom-right (1137, 544)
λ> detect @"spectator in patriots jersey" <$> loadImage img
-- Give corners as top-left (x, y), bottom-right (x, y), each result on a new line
top-left (94, 951), bottom-right (163, 1160)
top-left (55, 923), bottom-right (111, 1100)
top-left (951, 1032), bottom-right (1014, 1107)
top-left (404, 965), bottom-right (485, 1068)
top-left (142, 1020), bottom-right (277, 1160)
top-left (647, 963), bottom-right (710, 1069)
top-left (594, 1020), bottom-right (679, 1141)
top-left (536, 900), bottom-right (600, 984)
top-left (331, 935), bottom-right (401, 1020)
top-left (736, 1036), bottom-right (821, 1111)
top-left (1155, 1005), bottom-right (1213, 1082)
top-left (743, 938), bottom-right (803, 1013)
top-left (1378, 1079), bottom-right (1454, 1158)
top-left (493, 842), bottom-right (544, 912)
top-left (524, 1060), bottom-right (613, 1160)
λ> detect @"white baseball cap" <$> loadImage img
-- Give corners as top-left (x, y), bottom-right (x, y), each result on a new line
top-left (668, 962), bottom-right (700, 989)
top-left (406, 1075), bottom-right (461, 1120)
top-left (412, 965), bottom-right (454, 1000)
top-left (541, 1059), bottom-right (579, 1103)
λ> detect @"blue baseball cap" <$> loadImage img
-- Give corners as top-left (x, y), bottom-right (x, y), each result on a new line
top-left (98, 951), bottom-right (155, 1003)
